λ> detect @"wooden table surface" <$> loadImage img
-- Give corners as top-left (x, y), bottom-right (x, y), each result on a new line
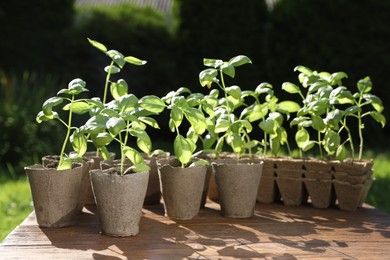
top-left (1, 201), bottom-right (390, 259)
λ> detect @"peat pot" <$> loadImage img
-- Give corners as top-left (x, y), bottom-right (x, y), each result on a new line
top-left (90, 168), bottom-right (149, 236)
top-left (158, 159), bottom-right (206, 220)
top-left (25, 163), bottom-right (83, 228)
top-left (213, 161), bottom-right (263, 218)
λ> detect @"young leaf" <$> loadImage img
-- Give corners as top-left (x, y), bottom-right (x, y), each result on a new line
top-left (139, 95), bottom-right (166, 114)
top-left (368, 111), bottom-right (386, 127)
top-left (282, 82), bottom-right (301, 94)
top-left (124, 56), bottom-right (147, 66)
top-left (221, 63), bottom-right (235, 78)
top-left (93, 132), bottom-right (114, 147)
top-left (174, 135), bottom-right (193, 166)
top-left (226, 85), bottom-right (242, 100)
top-left (123, 146), bottom-right (145, 166)
top-left (184, 108), bottom-right (207, 135)
top-left (294, 65), bottom-right (312, 75)
top-left (63, 101), bottom-right (91, 115)
top-left (199, 68), bottom-right (218, 88)
top-left (203, 58), bottom-right (223, 68)
top-left (110, 79), bottom-right (128, 100)
top-left (57, 157), bottom-right (72, 171)
top-left (70, 129), bottom-right (87, 157)
top-left (87, 38), bottom-right (107, 53)
top-left (295, 128), bottom-right (310, 149)
top-left (42, 97), bottom-right (63, 116)
top-left (277, 101), bottom-right (301, 113)
top-left (130, 128), bottom-right (152, 154)
top-left (104, 65), bottom-right (121, 74)
top-left (228, 55), bottom-right (252, 67)
top-left (139, 117), bottom-right (160, 129)
top-left (106, 117), bottom-right (126, 137)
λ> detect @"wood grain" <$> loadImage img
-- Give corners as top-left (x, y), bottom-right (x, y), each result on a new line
top-left (1, 201), bottom-right (390, 259)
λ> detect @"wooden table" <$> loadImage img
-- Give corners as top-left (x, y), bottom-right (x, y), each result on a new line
top-left (1, 201), bottom-right (390, 259)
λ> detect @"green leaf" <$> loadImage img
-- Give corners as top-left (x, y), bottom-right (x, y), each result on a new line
top-left (336, 144), bottom-right (347, 161)
top-left (295, 128), bottom-right (310, 149)
top-left (259, 119), bottom-right (275, 135)
top-left (174, 135), bottom-right (193, 165)
top-left (228, 55), bottom-right (252, 67)
top-left (110, 79), bottom-right (128, 100)
top-left (184, 108), bottom-right (207, 135)
top-left (139, 95), bottom-right (165, 114)
top-left (63, 101), bottom-right (92, 115)
top-left (87, 38), bottom-right (107, 53)
top-left (226, 85), bottom-right (242, 100)
top-left (192, 159), bottom-right (209, 167)
top-left (325, 109), bottom-right (342, 128)
top-left (203, 58), bottom-right (223, 68)
top-left (139, 117), bottom-right (159, 129)
top-left (118, 94), bottom-right (139, 113)
top-left (123, 146), bottom-right (145, 166)
top-left (42, 97), bottom-right (63, 116)
top-left (215, 118), bottom-right (229, 133)
top-left (170, 106), bottom-right (183, 128)
top-left (199, 68), bottom-right (218, 88)
top-left (82, 115), bottom-right (110, 134)
top-left (330, 71), bottom-right (348, 85)
top-left (130, 128), bottom-right (152, 154)
top-left (357, 76), bottom-right (372, 93)
top-left (64, 78), bottom-right (88, 95)
top-left (93, 132), bottom-right (113, 147)
top-left (294, 65), bottom-right (312, 75)
top-left (221, 63), bottom-right (235, 78)
top-left (311, 115), bottom-right (325, 131)
top-left (368, 111), bottom-right (386, 127)
top-left (104, 65), bottom-right (120, 74)
top-left (124, 56), bottom-right (147, 66)
top-left (277, 101), bottom-right (301, 113)
top-left (363, 94), bottom-right (384, 112)
top-left (36, 111), bottom-right (59, 123)
top-left (324, 130), bottom-right (340, 155)
top-left (106, 117), bottom-right (126, 137)
top-left (227, 133), bottom-right (243, 153)
top-left (282, 82), bottom-right (301, 94)
top-left (107, 50), bottom-right (125, 68)
top-left (344, 105), bottom-right (361, 116)
top-left (70, 129), bottom-right (87, 157)
top-left (57, 157), bottom-right (72, 171)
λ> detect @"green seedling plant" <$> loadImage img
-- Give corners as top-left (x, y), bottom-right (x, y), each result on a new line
top-left (36, 79), bottom-right (91, 170)
top-left (199, 55), bottom-right (263, 158)
top-left (86, 39), bottom-right (151, 159)
top-left (283, 65), bottom-right (386, 161)
top-left (283, 66), bottom-right (351, 159)
top-left (240, 82), bottom-right (300, 157)
top-left (81, 93), bottom-right (165, 175)
top-left (162, 87), bottom-right (208, 167)
top-left (334, 76), bottom-right (386, 160)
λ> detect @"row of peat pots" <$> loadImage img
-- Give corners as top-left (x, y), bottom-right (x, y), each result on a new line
top-left (24, 153), bottom-right (373, 237)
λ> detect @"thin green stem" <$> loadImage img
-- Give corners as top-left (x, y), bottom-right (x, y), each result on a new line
top-left (103, 60), bottom-right (114, 104)
top-left (58, 95), bottom-right (74, 170)
top-left (318, 131), bottom-right (323, 159)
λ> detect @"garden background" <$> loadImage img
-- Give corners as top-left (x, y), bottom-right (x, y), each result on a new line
top-left (1, 0), bottom-right (389, 241)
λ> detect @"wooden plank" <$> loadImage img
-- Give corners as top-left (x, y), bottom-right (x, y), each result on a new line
top-left (1, 201), bottom-right (390, 259)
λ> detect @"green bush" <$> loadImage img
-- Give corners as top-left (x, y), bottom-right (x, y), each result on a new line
top-left (0, 72), bottom-right (65, 174)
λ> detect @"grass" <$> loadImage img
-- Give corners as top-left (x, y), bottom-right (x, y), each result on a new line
top-left (0, 151), bottom-right (389, 243)
top-left (366, 152), bottom-right (390, 214)
top-left (0, 176), bottom-right (32, 242)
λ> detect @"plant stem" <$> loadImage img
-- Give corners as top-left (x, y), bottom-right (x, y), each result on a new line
top-left (58, 95), bottom-right (74, 170)
top-left (318, 131), bottom-right (323, 159)
top-left (103, 61), bottom-right (114, 104)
